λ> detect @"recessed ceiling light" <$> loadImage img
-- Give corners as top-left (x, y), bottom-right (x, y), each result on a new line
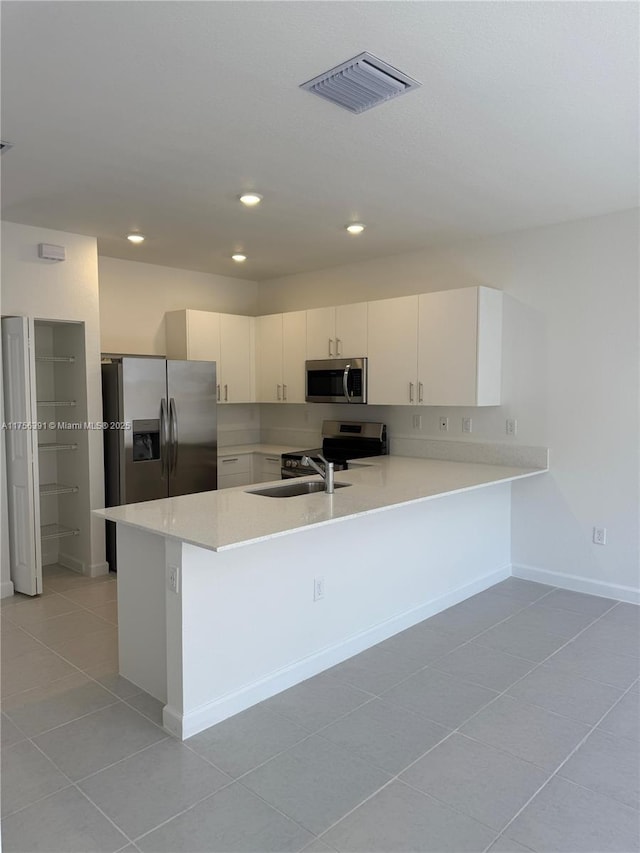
top-left (232, 253), bottom-right (247, 262)
top-left (127, 233), bottom-right (145, 244)
top-left (239, 193), bottom-right (263, 207)
top-left (346, 223), bottom-right (365, 235)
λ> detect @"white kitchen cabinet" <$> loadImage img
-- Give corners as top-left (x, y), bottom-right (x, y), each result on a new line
top-left (367, 295), bottom-right (419, 405)
top-left (282, 311), bottom-right (306, 403)
top-left (306, 303), bottom-right (368, 359)
top-left (165, 309), bottom-right (255, 403)
top-left (254, 452), bottom-right (282, 482)
top-left (256, 311), bottom-right (306, 403)
top-left (219, 313), bottom-right (254, 403)
top-left (1, 317), bottom-right (91, 595)
top-left (217, 453), bottom-right (253, 489)
top-left (418, 286), bottom-right (503, 406)
top-left (367, 288), bottom-right (502, 406)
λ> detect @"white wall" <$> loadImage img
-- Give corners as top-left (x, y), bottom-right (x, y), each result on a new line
top-left (99, 256), bottom-right (258, 355)
top-left (1, 221), bottom-right (107, 575)
top-left (258, 210), bottom-right (640, 599)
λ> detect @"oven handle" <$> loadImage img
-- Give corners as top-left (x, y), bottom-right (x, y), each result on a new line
top-left (343, 363), bottom-right (352, 403)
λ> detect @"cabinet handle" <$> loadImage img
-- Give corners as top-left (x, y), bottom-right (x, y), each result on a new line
top-left (409, 382), bottom-right (414, 403)
top-left (328, 339), bottom-right (334, 357)
top-left (277, 384), bottom-right (282, 401)
top-left (336, 338), bottom-right (342, 356)
top-left (264, 457), bottom-right (279, 462)
top-left (418, 382), bottom-right (424, 403)
top-left (222, 458), bottom-right (239, 463)
top-left (224, 384), bottom-right (228, 402)
top-left (283, 384), bottom-right (287, 401)
top-left (216, 384), bottom-right (220, 402)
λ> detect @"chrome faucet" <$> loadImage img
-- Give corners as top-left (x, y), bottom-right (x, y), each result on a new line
top-left (301, 454), bottom-right (334, 494)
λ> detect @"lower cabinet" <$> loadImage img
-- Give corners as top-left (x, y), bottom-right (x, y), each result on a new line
top-left (217, 452), bottom-right (283, 489)
top-left (217, 454), bottom-right (253, 489)
top-left (256, 453), bottom-right (281, 482)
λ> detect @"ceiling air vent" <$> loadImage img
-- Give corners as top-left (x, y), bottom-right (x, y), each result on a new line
top-left (300, 52), bottom-right (420, 114)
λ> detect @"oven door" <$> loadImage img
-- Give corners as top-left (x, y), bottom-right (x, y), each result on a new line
top-left (305, 358), bottom-right (367, 404)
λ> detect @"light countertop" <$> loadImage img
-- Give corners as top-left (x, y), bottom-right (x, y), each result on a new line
top-left (218, 444), bottom-right (305, 457)
top-left (95, 455), bottom-right (547, 553)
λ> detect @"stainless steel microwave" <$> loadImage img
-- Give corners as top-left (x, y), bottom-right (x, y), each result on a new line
top-left (305, 358), bottom-right (367, 404)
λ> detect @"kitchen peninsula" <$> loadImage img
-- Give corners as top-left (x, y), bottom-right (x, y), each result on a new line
top-left (96, 451), bottom-right (547, 739)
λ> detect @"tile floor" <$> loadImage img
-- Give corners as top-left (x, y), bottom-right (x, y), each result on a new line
top-left (1, 566), bottom-right (638, 852)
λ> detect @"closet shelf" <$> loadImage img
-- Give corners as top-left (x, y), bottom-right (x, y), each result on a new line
top-left (36, 400), bottom-right (76, 407)
top-left (39, 483), bottom-right (79, 497)
top-left (35, 356), bottom-right (75, 364)
top-left (40, 523), bottom-right (80, 541)
top-left (38, 442), bottom-right (78, 452)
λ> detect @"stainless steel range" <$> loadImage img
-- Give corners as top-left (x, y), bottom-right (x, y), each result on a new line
top-left (281, 420), bottom-right (387, 479)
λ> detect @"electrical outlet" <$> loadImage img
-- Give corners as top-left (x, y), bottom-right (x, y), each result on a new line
top-left (462, 417), bottom-right (472, 433)
top-left (593, 527), bottom-right (607, 545)
top-left (167, 565), bottom-right (180, 594)
top-left (439, 417), bottom-right (449, 432)
top-left (506, 418), bottom-right (517, 437)
top-left (313, 576), bottom-right (325, 601)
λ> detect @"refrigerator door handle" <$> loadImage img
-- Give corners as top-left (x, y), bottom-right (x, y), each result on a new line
top-left (160, 398), bottom-right (169, 478)
top-left (169, 397), bottom-right (179, 475)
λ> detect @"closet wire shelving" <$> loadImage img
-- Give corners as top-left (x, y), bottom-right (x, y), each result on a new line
top-left (36, 351), bottom-right (81, 544)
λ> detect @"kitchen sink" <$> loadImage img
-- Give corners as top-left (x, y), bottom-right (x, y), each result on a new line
top-left (247, 481), bottom-right (351, 498)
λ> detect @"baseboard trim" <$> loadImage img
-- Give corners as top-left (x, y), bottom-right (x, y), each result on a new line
top-left (1, 580), bottom-right (15, 599)
top-left (89, 561), bottom-right (110, 578)
top-left (174, 563), bottom-right (511, 739)
top-left (58, 553), bottom-right (85, 575)
top-left (59, 553), bottom-right (109, 578)
top-left (512, 563), bottom-right (640, 604)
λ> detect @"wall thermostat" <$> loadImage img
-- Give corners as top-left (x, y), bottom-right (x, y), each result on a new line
top-left (38, 243), bottom-right (66, 261)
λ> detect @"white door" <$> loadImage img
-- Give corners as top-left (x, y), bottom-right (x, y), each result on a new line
top-left (186, 310), bottom-right (221, 364)
top-left (256, 314), bottom-right (283, 402)
top-left (306, 307), bottom-right (335, 359)
top-left (335, 302), bottom-right (368, 358)
top-left (418, 289), bottom-right (478, 406)
top-left (1, 316), bottom-right (41, 595)
top-left (367, 296), bottom-right (419, 405)
top-left (219, 314), bottom-right (254, 403)
top-left (282, 311), bottom-right (307, 403)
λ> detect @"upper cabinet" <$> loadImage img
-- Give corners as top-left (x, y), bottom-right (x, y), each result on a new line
top-left (166, 287), bottom-right (501, 409)
top-left (367, 296), bottom-right (419, 405)
top-left (367, 287), bottom-right (502, 406)
top-left (165, 309), bottom-right (255, 403)
top-left (306, 303), bottom-right (368, 359)
top-left (418, 286), bottom-right (502, 407)
top-left (255, 311), bottom-right (306, 403)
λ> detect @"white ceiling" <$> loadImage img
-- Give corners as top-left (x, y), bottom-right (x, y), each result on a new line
top-left (1, 1), bottom-right (637, 281)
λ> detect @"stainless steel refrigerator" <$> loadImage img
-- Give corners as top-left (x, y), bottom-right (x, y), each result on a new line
top-left (101, 356), bottom-right (217, 569)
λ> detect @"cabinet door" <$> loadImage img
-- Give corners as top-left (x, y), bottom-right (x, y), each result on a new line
top-left (418, 289), bottom-right (478, 406)
top-left (256, 314), bottom-right (283, 402)
top-left (335, 302), bottom-right (368, 357)
top-left (219, 314), bottom-right (254, 403)
top-left (186, 310), bottom-right (221, 363)
top-left (282, 311), bottom-right (307, 403)
top-left (367, 296), bottom-right (419, 405)
top-left (306, 307), bottom-right (335, 359)
top-left (258, 453), bottom-right (282, 482)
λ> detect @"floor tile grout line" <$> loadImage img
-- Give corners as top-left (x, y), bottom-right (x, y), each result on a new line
top-left (3, 696), bottom-right (123, 741)
top-left (72, 784), bottom-right (137, 848)
top-left (4, 574), bottom-right (635, 848)
top-left (69, 734), bottom-right (172, 786)
top-left (483, 678), bottom-right (640, 851)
